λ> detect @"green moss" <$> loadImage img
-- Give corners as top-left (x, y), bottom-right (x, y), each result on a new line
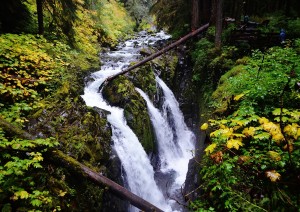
top-left (103, 76), bottom-right (156, 153)
top-left (130, 64), bottom-right (157, 96)
top-left (153, 51), bottom-right (179, 84)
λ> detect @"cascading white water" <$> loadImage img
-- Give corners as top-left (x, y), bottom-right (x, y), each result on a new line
top-left (136, 88), bottom-right (181, 170)
top-left (136, 82), bottom-right (195, 198)
top-left (156, 77), bottom-right (195, 157)
top-left (82, 31), bottom-right (172, 211)
top-left (82, 30), bottom-right (194, 211)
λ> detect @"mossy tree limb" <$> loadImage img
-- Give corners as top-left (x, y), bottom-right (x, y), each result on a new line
top-left (0, 117), bottom-right (164, 212)
top-left (100, 23), bottom-right (209, 90)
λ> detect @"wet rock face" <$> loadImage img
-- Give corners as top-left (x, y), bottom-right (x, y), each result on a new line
top-left (27, 88), bottom-right (112, 211)
top-left (102, 151), bottom-right (130, 212)
top-left (29, 95), bottom-right (111, 164)
top-left (103, 75), bottom-right (156, 154)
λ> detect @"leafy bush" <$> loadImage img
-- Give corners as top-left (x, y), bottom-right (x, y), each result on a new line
top-left (193, 44), bottom-right (300, 211)
top-left (190, 40), bottom-right (300, 211)
top-left (211, 46), bottom-right (300, 112)
top-left (95, 0), bottom-right (134, 45)
top-left (0, 128), bottom-right (60, 211)
top-left (0, 34), bottom-right (73, 124)
top-left (198, 106), bottom-right (300, 211)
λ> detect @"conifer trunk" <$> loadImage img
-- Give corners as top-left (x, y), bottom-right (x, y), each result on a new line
top-left (215, 0), bottom-right (223, 49)
top-left (36, 0), bottom-right (44, 34)
top-left (191, 0), bottom-right (200, 30)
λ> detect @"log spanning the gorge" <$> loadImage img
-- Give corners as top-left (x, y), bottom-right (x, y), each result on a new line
top-left (100, 23), bottom-right (209, 89)
top-left (0, 117), bottom-right (163, 212)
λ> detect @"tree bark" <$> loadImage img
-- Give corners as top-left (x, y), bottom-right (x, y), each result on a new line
top-left (210, 0), bottom-right (217, 24)
top-left (215, 0), bottom-right (223, 50)
top-left (50, 150), bottom-right (164, 212)
top-left (0, 117), bottom-right (163, 212)
top-left (191, 0), bottom-right (200, 30)
top-left (100, 23), bottom-right (209, 90)
top-left (36, 0), bottom-right (44, 34)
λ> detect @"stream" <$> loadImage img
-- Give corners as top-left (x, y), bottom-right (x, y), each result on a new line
top-left (81, 31), bottom-right (195, 211)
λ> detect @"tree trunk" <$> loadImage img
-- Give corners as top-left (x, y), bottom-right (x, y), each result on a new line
top-left (191, 0), bottom-right (200, 30)
top-left (50, 150), bottom-right (164, 212)
top-left (215, 0), bottom-right (223, 49)
top-left (36, 0), bottom-right (44, 34)
top-left (100, 23), bottom-right (209, 89)
top-left (210, 0), bottom-right (217, 24)
top-left (0, 117), bottom-right (164, 212)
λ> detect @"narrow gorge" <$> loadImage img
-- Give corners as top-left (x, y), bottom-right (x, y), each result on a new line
top-left (82, 31), bottom-right (197, 211)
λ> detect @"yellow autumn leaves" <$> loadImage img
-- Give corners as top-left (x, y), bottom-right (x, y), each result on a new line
top-left (202, 109), bottom-right (300, 156)
top-left (265, 170), bottom-right (281, 182)
top-left (259, 117), bottom-right (284, 144)
top-left (284, 123), bottom-right (300, 140)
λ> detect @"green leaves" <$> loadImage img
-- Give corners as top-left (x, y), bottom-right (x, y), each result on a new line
top-left (0, 133), bottom-right (58, 209)
top-left (212, 46), bottom-right (300, 111)
top-left (205, 143), bottom-right (217, 155)
top-left (195, 40), bottom-right (300, 211)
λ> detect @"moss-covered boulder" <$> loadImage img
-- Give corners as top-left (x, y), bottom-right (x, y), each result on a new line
top-left (130, 63), bottom-right (157, 97)
top-left (103, 75), bottom-right (156, 154)
top-left (152, 50), bottom-right (179, 85)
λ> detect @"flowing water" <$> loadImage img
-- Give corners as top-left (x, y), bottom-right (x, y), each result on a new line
top-left (82, 31), bottom-right (195, 211)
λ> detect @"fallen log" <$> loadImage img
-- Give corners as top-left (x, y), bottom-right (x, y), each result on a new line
top-left (0, 117), bottom-right (163, 212)
top-left (100, 23), bottom-right (209, 90)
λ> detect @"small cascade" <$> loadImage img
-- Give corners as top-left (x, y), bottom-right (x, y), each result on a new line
top-left (136, 88), bottom-right (181, 171)
top-left (136, 80), bottom-right (195, 203)
top-left (156, 76), bottom-right (196, 186)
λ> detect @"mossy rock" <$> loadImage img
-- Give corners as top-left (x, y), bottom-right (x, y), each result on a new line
top-left (103, 75), bottom-right (156, 154)
top-left (129, 63), bottom-right (157, 97)
top-left (26, 86), bottom-right (111, 211)
top-left (152, 50), bottom-right (179, 84)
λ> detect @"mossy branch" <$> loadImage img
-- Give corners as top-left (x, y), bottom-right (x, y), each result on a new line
top-left (0, 117), bottom-right (163, 212)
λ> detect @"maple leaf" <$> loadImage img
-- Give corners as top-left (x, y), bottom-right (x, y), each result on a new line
top-left (227, 138), bottom-right (243, 150)
top-left (218, 128), bottom-right (234, 139)
top-left (265, 170), bottom-right (281, 182)
top-left (267, 151), bottom-right (281, 161)
top-left (14, 190), bottom-right (30, 200)
top-left (272, 108), bottom-right (288, 116)
top-left (232, 119), bottom-right (249, 126)
top-left (254, 132), bottom-right (270, 140)
top-left (238, 155), bottom-right (251, 164)
top-left (200, 123), bottom-right (209, 131)
top-left (259, 117), bottom-right (269, 124)
top-left (284, 123), bottom-right (299, 139)
top-left (234, 93), bottom-right (245, 101)
top-left (262, 122), bottom-right (280, 133)
top-left (272, 133), bottom-right (284, 144)
top-left (205, 143), bottom-right (217, 155)
top-left (242, 127), bottom-right (256, 137)
top-left (210, 151), bottom-right (223, 163)
top-left (59, 190), bottom-right (67, 197)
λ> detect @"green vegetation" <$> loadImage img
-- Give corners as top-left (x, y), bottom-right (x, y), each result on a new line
top-left (191, 34), bottom-right (300, 211)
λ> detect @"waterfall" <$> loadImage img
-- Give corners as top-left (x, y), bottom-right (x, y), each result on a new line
top-left (136, 82), bottom-right (195, 198)
top-left (82, 31), bottom-right (194, 211)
